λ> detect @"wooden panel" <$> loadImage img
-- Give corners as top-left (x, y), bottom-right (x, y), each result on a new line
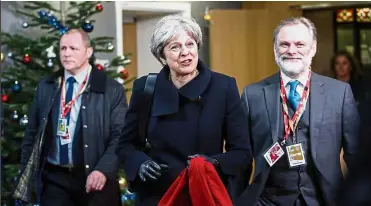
top-left (209, 10), bottom-right (259, 93)
top-left (210, 8), bottom-right (302, 93)
top-left (304, 10), bottom-right (334, 76)
top-left (123, 23), bottom-right (138, 102)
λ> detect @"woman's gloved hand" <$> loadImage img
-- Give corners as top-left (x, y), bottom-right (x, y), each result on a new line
top-left (138, 160), bottom-right (168, 182)
top-left (188, 154), bottom-right (220, 167)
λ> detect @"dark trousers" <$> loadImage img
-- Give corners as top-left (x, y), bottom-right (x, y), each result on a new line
top-left (257, 195), bottom-right (308, 206)
top-left (41, 163), bottom-right (89, 206)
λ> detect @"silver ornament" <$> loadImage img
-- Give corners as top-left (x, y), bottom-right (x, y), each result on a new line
top-left (47, 59), bottom-right (53, 67)
top-left (22, 22), bottom-right (29, 28)
top-left (19, 114), bottom-right (29, 126)
top-left (107, 42), bottom-right (114, 51)
top-left (11, 111), bottom-right (19, 120)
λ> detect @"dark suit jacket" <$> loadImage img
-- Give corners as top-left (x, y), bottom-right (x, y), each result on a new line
top-left (238, 72), bottom-right (360, 206)
top-left (336, 93), bottom-right (371, 205)
top-left (116, 60), bottom-right (252, 205)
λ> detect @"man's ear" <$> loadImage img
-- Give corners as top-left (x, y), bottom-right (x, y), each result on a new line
top-left (87, 47), bottom-right (93, 59)
top-left (310, 41), bottom-right (317, 58)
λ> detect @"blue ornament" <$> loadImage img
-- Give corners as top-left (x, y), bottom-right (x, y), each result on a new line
top-left (38, 10), bottom-right (47, 18)
top-left (121, 194), bottom-right (128, 203)
top-left (127, 193), bottom-right (136, 200)
top-left (59, 27), bottom-right (69, 35)
top-left (7, 52), bottom-right (12, 57)
top-left (12, 176), bottom-right (18, 183)
top-left (12, 81), bottom-right (21, 92)
top-left (48, 16), bottom-right (57, 25)
top-left (82, 21), bottom-right (94, 33)
top-left (53, 22), bottom-right (61, 29)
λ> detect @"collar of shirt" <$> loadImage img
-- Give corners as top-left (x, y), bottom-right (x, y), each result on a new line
top-left (280, 68), bottom-right (310, 97)
top-left (64, 64), bottom-right (91, 86)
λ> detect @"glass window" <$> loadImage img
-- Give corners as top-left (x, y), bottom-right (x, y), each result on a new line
top-left (360, 29), bottom-right (371, 65)
top-left (337, 27), bottom-right (354, 54)
top-left (337, 9), bottom-right (354, 22)
top-left (356, 8), bottom-right (371, 22)
top-left (335, 7), bottom-right (371, 67)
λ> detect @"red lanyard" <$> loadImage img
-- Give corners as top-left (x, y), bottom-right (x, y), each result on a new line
top-left (279, 71), bottom-right (311, 144)
top-left (60, 68), bottom-right (91, 118)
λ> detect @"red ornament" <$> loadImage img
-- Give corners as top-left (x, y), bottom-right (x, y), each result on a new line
top-left (96, 63), bottom-right (104, 71)
top-left (1, 94), bottom-right (9, 103)
top-left (23, 54), bottom-right (31, 63)
top-left (120, 69), bottom-right (129, 80)
top-left (96, 3), bottom-right (103, 12)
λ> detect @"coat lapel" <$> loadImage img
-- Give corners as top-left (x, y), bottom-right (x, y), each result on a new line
top-left (309, 72), bottom-right (326, 162)
top-left (263, 73), bottom-right (281, 144)
top-left (152, 59), bottom-right (211, 117)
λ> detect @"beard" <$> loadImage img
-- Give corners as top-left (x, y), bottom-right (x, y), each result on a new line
top-left (275, 51), bottom-right (312, 78)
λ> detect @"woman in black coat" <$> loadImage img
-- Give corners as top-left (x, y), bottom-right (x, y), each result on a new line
top-left (116, 15), bottom-right (252, 206)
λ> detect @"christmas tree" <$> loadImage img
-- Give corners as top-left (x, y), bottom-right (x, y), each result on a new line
top-left (1, 2), bottom-right (135, 205)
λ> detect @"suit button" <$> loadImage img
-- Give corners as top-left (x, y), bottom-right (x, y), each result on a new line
top-left (82, 105), bottom-right (86, 109)
top-left (84, 144), bottom-right (88, 148)
top-left (85, 165), bottom-right (90, 169)
top-left (83, 125), bottom-right (88, 128)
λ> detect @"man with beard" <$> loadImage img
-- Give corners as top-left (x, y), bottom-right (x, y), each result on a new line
top-left (237, 17), bottom-right (360, 206)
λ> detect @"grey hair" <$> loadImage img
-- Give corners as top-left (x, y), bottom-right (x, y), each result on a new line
top-left (273, 17), bottom-right (317, 46)
top-left (150, 14), bottom-right (203, 64)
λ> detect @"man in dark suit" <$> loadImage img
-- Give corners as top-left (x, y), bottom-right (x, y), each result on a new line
top-left (14, 29), bottom-right (127, 205)
top-left (238, 17), bottom-right (360, 206)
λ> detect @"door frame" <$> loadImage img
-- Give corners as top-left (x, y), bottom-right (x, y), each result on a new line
top-left (114, 1), bottom-right (191, 57)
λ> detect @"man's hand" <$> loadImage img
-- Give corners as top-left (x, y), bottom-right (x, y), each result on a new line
top-left (86, 170), bottom-right (107, 193)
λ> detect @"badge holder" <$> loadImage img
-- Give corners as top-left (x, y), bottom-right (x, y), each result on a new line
top-left (263, 141), bottom-right (285, 167)
top-left (285, 143), bottom-right (306, 167)
top-left (57, 118), bottom-right (72, 145)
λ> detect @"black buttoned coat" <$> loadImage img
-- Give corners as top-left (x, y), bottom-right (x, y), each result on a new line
top-left (116, 60), bottom-right (252, 205)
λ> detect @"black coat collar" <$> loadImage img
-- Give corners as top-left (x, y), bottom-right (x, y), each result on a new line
top-left (152, 59), bottom-right (211, 116)
top-left (45, 64), bottom-right (106, 93)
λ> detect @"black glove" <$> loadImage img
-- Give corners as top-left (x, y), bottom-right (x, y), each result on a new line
top-left (188, 154), bottom-right (220, 167)
top-left (138, 160), bottom-right (168, 182)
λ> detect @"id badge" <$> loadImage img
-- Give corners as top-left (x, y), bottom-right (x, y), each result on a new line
top-left (286, 143), bottom-right (306, 167)
top-left (263, 142), bottom-right (285, 167)
top-left (57, 118), bottom-right (67, 136)
top-left (57, 118), bottom-right (71, 145)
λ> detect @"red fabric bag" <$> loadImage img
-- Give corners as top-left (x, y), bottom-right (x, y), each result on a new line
top-left (159, 157), bottom-right (233, 206)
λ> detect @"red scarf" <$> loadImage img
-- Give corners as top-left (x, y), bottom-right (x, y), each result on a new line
top-left (159, 157), bottom-right (233, 206)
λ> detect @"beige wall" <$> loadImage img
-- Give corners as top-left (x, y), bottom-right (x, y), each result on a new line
top-left (304, 10), bottom-right (335, 76)
top-left (123, 23), bottom-right (138, 102)
top-left (242, 2), bottom-right (336, 77)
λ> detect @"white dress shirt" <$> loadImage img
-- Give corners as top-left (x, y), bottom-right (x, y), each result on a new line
top-left (47, 65), bottom-right (90, 166)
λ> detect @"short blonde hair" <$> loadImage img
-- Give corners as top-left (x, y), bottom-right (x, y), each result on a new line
top-left (61, 28), bottom-right (91, 48)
